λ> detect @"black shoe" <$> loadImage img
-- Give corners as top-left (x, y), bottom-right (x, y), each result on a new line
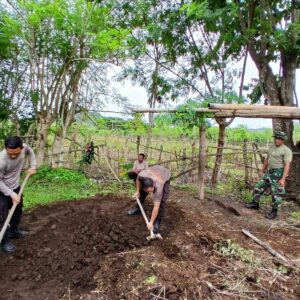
top-left (127, 207), bottom-right (141, 215)
top-left (153, 219), bottom-right (161, 234)
top-left (7, 228), bottom-right (28, 239)
top-left (1, 240), bottom-right (16, 253)
top-left (266, 209), bottom-right (277, 220)
top-left (245, 202), bottom-right (259, 210)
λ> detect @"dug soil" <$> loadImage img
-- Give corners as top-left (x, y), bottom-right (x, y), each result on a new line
top-left (1, 190), bottom-right (300, 300)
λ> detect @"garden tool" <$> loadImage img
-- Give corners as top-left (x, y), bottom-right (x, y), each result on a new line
top-left (0, 174), bottom-right (31, 244)
top-left (135, 196), bottom-right (163, 241)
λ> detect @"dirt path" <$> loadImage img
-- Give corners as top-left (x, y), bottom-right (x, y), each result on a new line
top-left (0, 192), bottom-right (300, 300)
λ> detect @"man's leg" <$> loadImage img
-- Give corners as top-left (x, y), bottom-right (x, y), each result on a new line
top-left (245, 174), bottom-right (270, 209)
top-left (266, 169), bottom-right (284, 220)
top-left (0, 192), bottom-right (16, 253)
top-left (127, 171), bottom-right (137, 182)
top-left (7, 187), bottom-right (28, 238)
top-left (154, 180), bottom-right (170, 233)
top-left (128, 189), bottom-right (148, 215)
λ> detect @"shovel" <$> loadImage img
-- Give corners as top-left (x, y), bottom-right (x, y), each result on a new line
top-left (0, 173), bottom-right (31, 244)
top-left (135, 196), bottom-right (163, 241)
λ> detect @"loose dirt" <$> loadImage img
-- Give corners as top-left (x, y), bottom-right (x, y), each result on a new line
top-left (1, 191), bottom-right (300, 300)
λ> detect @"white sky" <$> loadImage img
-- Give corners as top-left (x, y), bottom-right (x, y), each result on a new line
top-left (108, 59), bottom-right (299, 130)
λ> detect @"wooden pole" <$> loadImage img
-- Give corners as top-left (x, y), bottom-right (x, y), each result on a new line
top-left (252, 143), bottom-right (260, 177)
top-left (208, 103), bottom-right (300, 112)
top-left (98, 146), bottom-right (121, 182)
top-left (243, 139), bottom-right (250, 185)
top-left (137, 135), bottom-right (141, 155)
top-left (133, 108), bottom-right (300, 119)
top-left (242, 229), bottom-right (289, 263)
top-left (198, 124), bottom-right (206, 200)
top-left (158, 145), bottom-right (163, 162)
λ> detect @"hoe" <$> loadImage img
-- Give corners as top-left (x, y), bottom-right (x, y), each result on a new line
top-left (135, 196), bottom-right (163, 241)
top-left (0, 174), bottom-right (31, 244)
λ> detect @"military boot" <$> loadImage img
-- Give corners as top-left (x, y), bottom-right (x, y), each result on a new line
top-left (266, 205), bottom-right (278, 220)
top-left (245, 201), bottom-right (259, 210)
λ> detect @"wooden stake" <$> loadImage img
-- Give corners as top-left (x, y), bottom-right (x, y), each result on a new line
top-left (242, 229), bottom-right (289, 263)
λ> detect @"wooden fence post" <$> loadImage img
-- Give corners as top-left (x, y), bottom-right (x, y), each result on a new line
top-left (198, 124), bottom-right (206, 200)
top-left (158, 145), bottom-right (163, 162)
top-left (243, 139), bottom-right (250, 185)
top-left (137, 135), bottom-right (141, 154)
top-left (252, 142), bottom-right (260, 177)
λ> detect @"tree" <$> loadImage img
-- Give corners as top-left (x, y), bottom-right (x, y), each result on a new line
top-left (183, 0), bottom-right (300, 147)
top-left (116, 0), bottom-right (186, 152)
top-left (3, 0), bottom-right (129, 165)
top-left (172, 100), bottom-right (211, 200)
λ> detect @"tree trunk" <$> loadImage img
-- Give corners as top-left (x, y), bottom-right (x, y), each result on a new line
top-left (35, 112), bottom-right (54, 166)
top-left (51, 127), bottom-right (67, 168)
top-left (145, 111), bottom-right (154, 154)
top-left (198, 123), bottom-right (206, 200)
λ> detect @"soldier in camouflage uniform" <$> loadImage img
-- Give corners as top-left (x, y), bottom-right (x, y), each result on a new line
top-left (245, 131), bottom-right (293, 219)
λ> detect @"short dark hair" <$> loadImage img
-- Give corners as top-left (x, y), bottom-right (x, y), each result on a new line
top-left (4, 136), bottom-right (23, 149)
top-left (138, 153), bottom-right (145, 158)
top-left (140, 177), bottom-right (154, 189)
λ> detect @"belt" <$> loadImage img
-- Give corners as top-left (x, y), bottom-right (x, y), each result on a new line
top-left (268, 168), bottom-right (283, 172)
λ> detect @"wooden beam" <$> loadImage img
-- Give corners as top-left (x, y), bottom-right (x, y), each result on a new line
top-left (209, 103), bottom-right (300, 113)
top-left (132, 108), bottom-right (300, 119)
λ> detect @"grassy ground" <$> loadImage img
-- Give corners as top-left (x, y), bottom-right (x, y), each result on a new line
top-left (23, 166), bottom-right (300, 222)
top-left (23, 166), bottom-right (138, 209)
top-left (23, 167), bottom-right (98, 208)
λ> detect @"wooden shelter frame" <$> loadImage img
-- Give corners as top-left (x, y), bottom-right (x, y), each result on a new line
top-left (133, 104), bottom-right (300, 200)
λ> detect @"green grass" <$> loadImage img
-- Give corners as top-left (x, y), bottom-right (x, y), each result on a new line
top-left (23, 166), bottom-right (98, 209)
top-left (217, 239), bottom-right (261, 266)
top-left (289, 211), bottom-right (300, 220)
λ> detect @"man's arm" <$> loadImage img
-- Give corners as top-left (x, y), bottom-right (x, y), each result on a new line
top-left (132, 176), bottom-right (141, 198)
top-left (0, 162), bottom-right (12, 197)
top-left (148, 202), bottom-right (160, 230)
top-left (278, 162), bottom-right (290, 187)
top-left (259, 158), bottom-right (269, 177)
top-left (132, 160), bottom-right (137, 172)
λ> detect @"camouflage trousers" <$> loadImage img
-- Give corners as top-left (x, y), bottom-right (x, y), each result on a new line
top-left (253, 168), bottom-right (285, 205)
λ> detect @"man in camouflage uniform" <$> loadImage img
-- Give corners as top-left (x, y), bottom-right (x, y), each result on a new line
top-left (245, 131), bottom-right (293, 219)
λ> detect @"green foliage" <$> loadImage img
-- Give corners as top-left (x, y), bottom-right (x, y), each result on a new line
top-left (0, 121), bottom-right (14, 141)
top-left (290, 211), bottom-right (300, 220)
top-left (123, 113), bottom-right (148, 135)
top-left (171, 99), bottom-right (211, 134)
top-left (24, 166), bottom-right (97, 208)
top-left (97, 181), bottom-right (135, 197)
top-left (217, 239), bottom-right (261, 266)
top-left (145, 275), bottom-right (157, 285)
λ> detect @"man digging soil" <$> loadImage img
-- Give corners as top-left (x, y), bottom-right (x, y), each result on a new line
top-left (0, 136), bottom-right (36, 253)
top-left (128, 165), bottom-right (171, 234)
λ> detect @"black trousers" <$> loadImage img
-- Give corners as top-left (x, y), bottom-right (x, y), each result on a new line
top-left (157, 180), bottom-right (170, 221)
top-left (128, 171), bottom-right (138, 181)
top-left (0, 186), bottom-right (23, 240)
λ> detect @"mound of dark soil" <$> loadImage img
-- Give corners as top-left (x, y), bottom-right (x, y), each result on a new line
top-left (0, 195), bottom-right (181, 300)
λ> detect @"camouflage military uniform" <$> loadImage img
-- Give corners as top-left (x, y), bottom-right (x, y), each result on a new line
top-left (253, 168), bottom-right (285, 206)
